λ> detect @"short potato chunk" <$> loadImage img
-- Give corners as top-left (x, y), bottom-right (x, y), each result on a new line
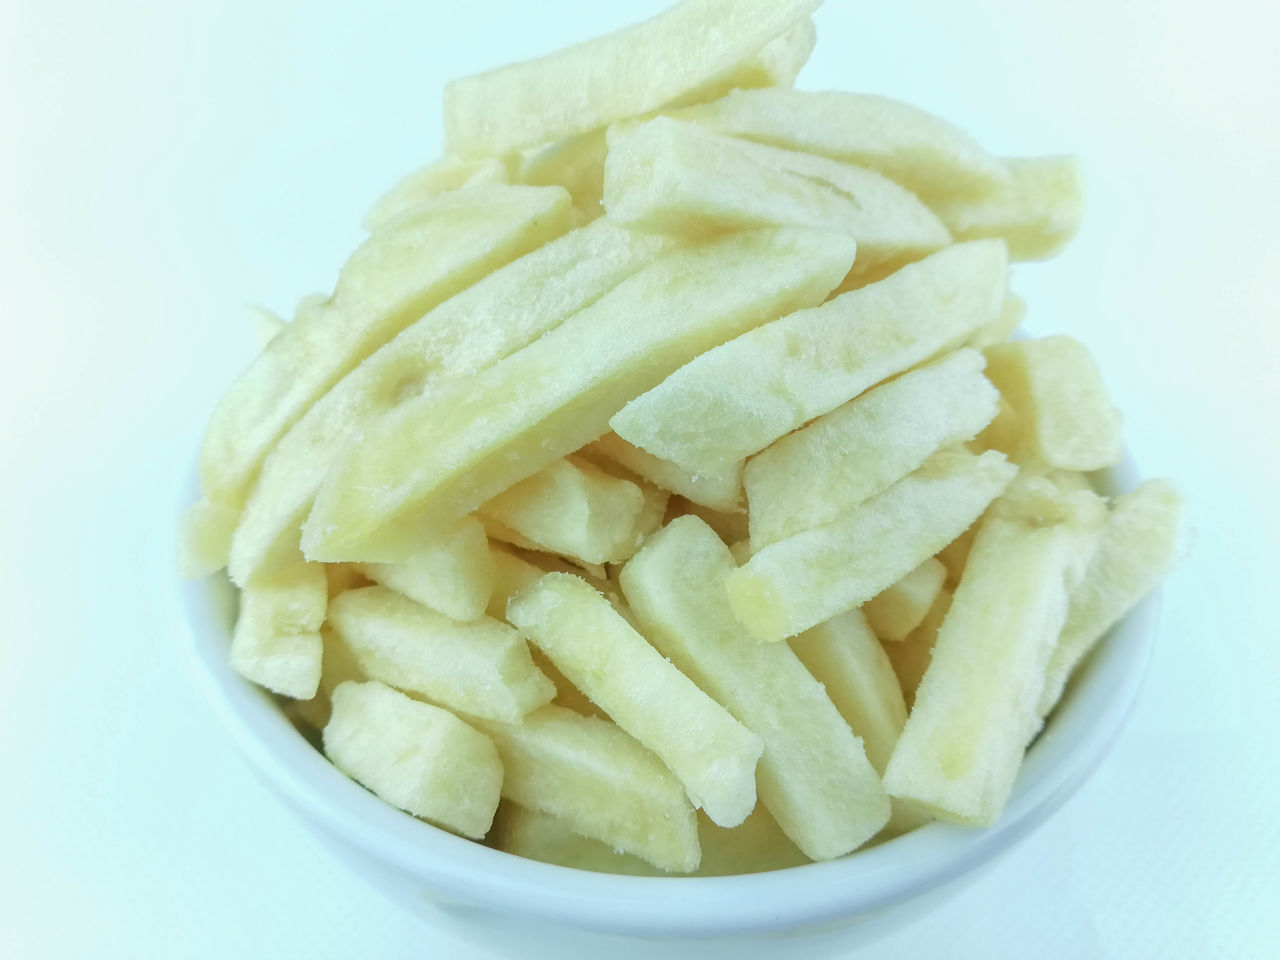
top-left (357, 516), bottom-right (493, 622)
top-left (862, 558), bottom-right (948, 643)
top-left (230, 559), bottom-right (327, 699)
top-left (323, 680), bottom-right (502, 839)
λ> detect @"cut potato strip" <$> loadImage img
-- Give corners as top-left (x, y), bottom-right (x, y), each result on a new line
top-left (981, 335), bottom-right (1123, 472)
top-left (364, 155), bottom-right (509, 231)
top-left (328, 586), bottom-right (554, 723)
top-left (885, 587), bottom-right (952, 707)
top-left (478, 456), bottom-right (656, 566)
top-left (1039, 479), bottom-right (1182, 715)
top-left (969, 289), bottom-right (1026, 350)
top-left (444, 0), bottom-right (822, 157)
top-left (932, 156), bottom-right (1084, 260)
top-left (199, 185), bottom-right (572, 523)
top-left (583, 433), bottom-right (743, 512)
top-left (356, 516), bottom-right (493, 622)
top-left (289, 625), bottom-right (366, 732)
top-left (179, 498), bottom-right (239, 578)
top-left (883, 489), bottom-right (1081, 827)
top-left (611, 240), bottom-right (1007, 476)
top-left (468, 704), bottom-right (700, 873)
top-left (863, 558), bottom-right (948, 643)
top-left (668, 88), bottom-right (1011, 203)
top-left (605, 117), bottom-right (950, 270)
top-left (727, 449), bottom-right (1017, 643)
top-left (508, 573), bottom-right (763, 826)
top-left (324, 681), bottom-right (502, 839)
top-left (229, 219), bottom-right (668, 585)
top-left (229, 559), bottom-right (326, 699)
top-left (303, 227), bottom-right (856, 563)
top-left (620, 516), bottom-right (890, 861)
top-left (744, 348), bottom-right (1001, 549)
top-left (488, 802), bottom-right (660, 875)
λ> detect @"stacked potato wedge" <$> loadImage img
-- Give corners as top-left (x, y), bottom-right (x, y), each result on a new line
top-left (186, 0), bottom-right (1182, 874)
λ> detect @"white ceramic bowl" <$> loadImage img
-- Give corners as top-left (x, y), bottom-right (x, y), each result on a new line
top-left (178, 453), bottom-right (1158, 957)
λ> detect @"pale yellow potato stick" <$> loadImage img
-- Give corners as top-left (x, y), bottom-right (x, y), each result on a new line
top-left (931, 156), bottom-right (1084, 260)
top-left (363, 155), bottom-right (509, 231)
top-left (620, 516), bottom-right (890, 861)
top-left (519, 129), bottom-right (610, 221)
top-left (744, 348), bottom-right (1001, 549)
top-left (508, 574), bottom-right (763, 826)
top-left (885, 587), bottom-right (952, 707)
top-left (288, 625), bottom-right (366, 733)
top-left (604, 117), bottom-right (950, 270)
top-left (178, 499), bottom-right (239, 578)
top-left (228, 218), bottom-right (668, 585)
top-left (328, 586), bottom-right (554, 724)
top-left (303, 227), bottom-right (856, 563)
top-left (356, 516), bottom-right (494, 623)
top-left (982, 335), bottom-right (1123, 472)
top-left (1039, 480), bottom-right (1182, 715)
top-left (324, 681), bottom-right (502, 839)
top-left (862, 558), bottom-right (948, 643)
top-left (883, 490), bottom-right (1083, 827)
top-left (197, 185), bottom-right (572, 527)
top-left (726, 449), bottom-right (1017, 643)
top-left (444, 0), bottom-right (822, 157)
top-left (610, 240), bottom-right (1007, 476)
top-left (668, 88), bottom-right (1011, 203)
top-left (488, 802), bottom-right (661, 875)
top-left (583, 433), bottom-right (743, 513)
top-left (229, 559), bottom-right (327, 699)
top-left (468, 704), bottom-right (700, 873)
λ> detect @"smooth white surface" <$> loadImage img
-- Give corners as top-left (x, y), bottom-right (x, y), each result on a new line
top-left (0, 1), bottom-right (1276, 957)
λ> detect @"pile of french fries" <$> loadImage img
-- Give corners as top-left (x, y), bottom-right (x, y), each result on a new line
top-left (184, 0), bottom-right (1182, 875)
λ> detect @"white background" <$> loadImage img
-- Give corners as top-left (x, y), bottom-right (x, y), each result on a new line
top-left (2, 1), bottom-right (1277, 956)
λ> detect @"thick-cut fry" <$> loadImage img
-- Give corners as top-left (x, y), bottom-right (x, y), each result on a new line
top-left (727, 449), bottom-right (1017, 643)
top-left (605, 117), bottom-right (951, 270)
top-left (328, 586), bottom-right (555, 723)
top-left (488, 802), bottom-right (661, 875)
top-left (303, 227), bottom-right (856, 563)
top-left (620, 517), bottom-right (890, 861)
top-left (885, 587), bottom-right (952, 707)
top-left (179, 498), bottom-right (239, 578)
top-left (478, 456), bottom-right (657, 566)
top-left (883, 486), bottom-right (1083, 826)
top-left (982, 335), bottom-right (1123, 472)
top-left (324, 680), bottom-right (502, 839)
top-left (468, 704), bottom-right (700, 873)
top-left (229, 559), bottom-right (326, 699)
top-left (931, 156), bottom-right (1084, 260)
top-left (1039, 480), bottom-right (1182, 715)
top-left (444, 0), bottom-right (822, 157)
top-left (583, 433), bottom-right (743, 512)
top-left (356, 517), bottom-right (493, 623)
top-left (744, 348), bottom-right (1001, 549)
top-left (198, 185), bottom-right (572, 526)
top-left (508, 574), bottom-right (763, 826)
top-left (229, 219), bottom-right (668, 585)
top-left (668, 88), bottom-right (1012, 203)
top-left (694, 16), bottom-right (816, 100)
top-left (611, 241), bottom-right (1007, 476)
top-left (862, 558), bottom-right (948, 643)
top-left (363, 155), bottom-right (509, 231)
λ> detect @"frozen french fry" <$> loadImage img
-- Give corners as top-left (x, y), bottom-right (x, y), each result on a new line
top-left (885, 587), bottom-right (952, 707)
top-left (444, 0), bottom-right (822, 157)
top-left (931, 156), bottom-right (1084, 260)
top-left (611, 241), bottom-right (1007, 476)
top-left (862, 558), bottom-right (948, 643)
top-left (620, 516), bottom-right (890, 861)
top-left (324, 680), bottom-right (502, 839)
top-left (488, 802), bottom-right (661, 875)
top-left (583, 432), bottom-right (743, 512)
top-left (727, 449), bottom-right (1017, 643)
top-left (469, 704), bottom-right (700, 873)
top-left (328, 586), bottom-right (554, 723)
top-left (356, 516), bottom-right (493, 622)
top-left (668, 88), bottom-right (1011, 203)
top-left (508, 573), bottom-right (763, 826)
top-left (198, 185), bottom-right (572, 527)
top-left (744, 348), bottom-right (1001, 549)
top-left (1039, 480), bottom-right (1182, 715)
top-left (605, 117), bottom-right (950, 271)
top-left (229, 559), bottom-right (326, 699)
top-left (364, 155), bottom-right (509, 231)
top-left (982, 335), bottom-right (1123, 472)
top-left (228, 218), bottom-right (669, 585)
top-left (303, 227), bottom-right (856, 563)
top-left (288, 625), bottom-right (366, 733)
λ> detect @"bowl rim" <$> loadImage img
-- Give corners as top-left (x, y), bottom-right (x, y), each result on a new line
top-left (176, 452), bottom-right (1158, 939)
